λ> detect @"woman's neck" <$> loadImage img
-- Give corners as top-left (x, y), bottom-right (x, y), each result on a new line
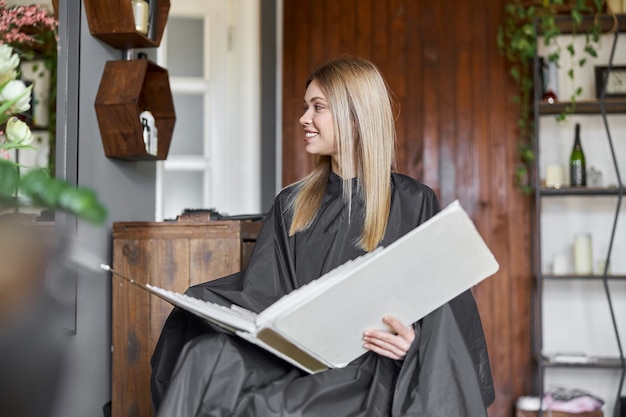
top-left (331, 159), bottom-right (355, 179)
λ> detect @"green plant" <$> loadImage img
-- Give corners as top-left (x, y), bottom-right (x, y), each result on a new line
top-left (497, 0), bottom-right (605, 193)
top-left (0, 160), bottom-right (107, 225)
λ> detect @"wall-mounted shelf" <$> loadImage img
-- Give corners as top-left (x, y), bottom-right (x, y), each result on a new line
top-left (541, 274), bottom-right (626, 281)
top-left (95, 59), bottom-right (176, 160)
top-left (83, 0), bottom-right (170, 49)
top-left (539, 99), bottom-right (626, 115)
top-left (550, 13), bottom-right (626, 34)
top-left (539, 186), bottom-right (625, 196)
top-left (542, 356), bottom-right (625, 369)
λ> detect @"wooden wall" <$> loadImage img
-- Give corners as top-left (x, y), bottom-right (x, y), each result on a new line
top-left (281, 1), bottom-right (534, 416)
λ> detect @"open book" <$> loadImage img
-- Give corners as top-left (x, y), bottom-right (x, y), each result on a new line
top-left (104, 200), bottom-right (499, 374)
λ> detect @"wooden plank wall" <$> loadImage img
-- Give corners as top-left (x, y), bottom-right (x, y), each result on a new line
top-left (281, 1), bottom-right (534, 416)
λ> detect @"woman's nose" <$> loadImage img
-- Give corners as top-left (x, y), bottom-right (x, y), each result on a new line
top-left (299, 110), bottom-right (311, 126)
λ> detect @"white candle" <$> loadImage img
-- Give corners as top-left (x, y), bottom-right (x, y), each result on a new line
top-left (574, 234), bottom-right (592, 275)
top-left (545, 164), bottom-right (565, 188)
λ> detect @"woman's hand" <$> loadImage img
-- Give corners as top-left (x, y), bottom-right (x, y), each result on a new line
top-left (362, 315), bottom-right (415, 360)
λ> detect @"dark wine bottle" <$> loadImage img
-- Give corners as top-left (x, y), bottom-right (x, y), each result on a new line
top-left (569, 123), bottom-right (586, 187)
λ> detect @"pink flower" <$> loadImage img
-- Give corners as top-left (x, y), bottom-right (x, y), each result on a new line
top-left (0, 148), bottom-right (9, 160)
top-left (0, 0), bottom-right (57, 47)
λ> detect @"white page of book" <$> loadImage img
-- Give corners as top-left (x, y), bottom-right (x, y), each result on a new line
top-left (145, 285), bottom-right (258, 334)
top-left (256, 200), bottom-right (499, 368)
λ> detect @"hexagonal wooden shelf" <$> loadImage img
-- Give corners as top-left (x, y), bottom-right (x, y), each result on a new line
top-left (83, 0), bottom-right (170, 49)
top-left (95, 59), bottom-right (176, 160)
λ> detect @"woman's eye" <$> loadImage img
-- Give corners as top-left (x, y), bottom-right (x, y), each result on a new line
top-left (314, 104), bottom-right (324, 111)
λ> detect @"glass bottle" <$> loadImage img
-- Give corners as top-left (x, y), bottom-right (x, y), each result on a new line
top-left (569, 123), bottom-right (586, 187)
top-left (132, 0), bottom-right (150, 35)
top-left (141, 117), bottom-right (151, 153)
top-left (541, 57), bottom-right (558, 104)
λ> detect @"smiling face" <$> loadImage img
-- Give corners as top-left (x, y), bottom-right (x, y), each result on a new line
top-left (299, 80), bottom-right (338, 170)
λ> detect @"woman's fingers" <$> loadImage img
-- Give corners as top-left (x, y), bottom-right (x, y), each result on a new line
top-left (363, 338), bottom-right (406, 360)
top-left (382, 315), bottom-right (414, 340)
top-left (362, 315), bottom-right (415, 360)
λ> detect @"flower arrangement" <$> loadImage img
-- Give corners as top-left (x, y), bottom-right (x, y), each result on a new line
top-left (0, 0), bottom-right (57, 47)
top-left (0, 7), bottom-right (106, 225)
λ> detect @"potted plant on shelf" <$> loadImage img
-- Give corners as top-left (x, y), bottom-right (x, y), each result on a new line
top-left (497, 0), bottom-right (605, 193)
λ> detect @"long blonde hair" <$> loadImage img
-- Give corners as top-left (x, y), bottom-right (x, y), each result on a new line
top-left (289, 56), bottom-right (397, 252)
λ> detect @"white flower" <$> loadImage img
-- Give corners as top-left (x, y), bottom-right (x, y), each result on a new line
top-left (0, 80), bottom-right (32, 113)
top-left (5, 116), bottom-right (33, 145)
top-left (0, 44), bottom-right (19, 85)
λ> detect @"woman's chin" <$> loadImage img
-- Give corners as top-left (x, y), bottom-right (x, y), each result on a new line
top-left (304, 145), bottom-right (318, 155)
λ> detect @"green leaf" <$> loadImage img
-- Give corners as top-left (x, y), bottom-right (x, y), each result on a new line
top-left (19, 169), bottom-right (108, 225)
top-left (57, 187), bottom-right (106, 225)
top-left (21, 170), bottom-right (65, 206)
top-left (0, 143), bottom-right (36, 151)
top-left (584, 45), bottom-right (597, 58)
top-left (518, 118), bottom-right (526, 130)
top-left (591, 32), bottom-right (600, 43)
top-left (497, 29), bottom-right (504, 50)
top-left (19, 168), bottom-right (51, 201)
top-left (0, 159), bottom-right (19, 199)
top-left (510, 67), bottom-right (520, 81)
top-left (521, 147), bottom-right (535, 163)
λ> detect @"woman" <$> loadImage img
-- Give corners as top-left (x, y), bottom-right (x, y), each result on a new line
top-left (151, 56), bottom-right (494, 416)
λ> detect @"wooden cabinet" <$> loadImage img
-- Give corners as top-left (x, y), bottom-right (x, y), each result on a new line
top-left (111, 219), bottom-right (263, 417)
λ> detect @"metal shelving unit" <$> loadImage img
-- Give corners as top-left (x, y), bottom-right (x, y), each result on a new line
top-left (532, 14), bottom-right (626, 417)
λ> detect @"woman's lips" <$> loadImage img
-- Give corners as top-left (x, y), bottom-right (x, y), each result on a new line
top-left (304, 131), bottom-right (318, 142)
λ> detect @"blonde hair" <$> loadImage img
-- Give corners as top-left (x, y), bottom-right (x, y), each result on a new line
top-left (289, 56), bottom-right (397, 252)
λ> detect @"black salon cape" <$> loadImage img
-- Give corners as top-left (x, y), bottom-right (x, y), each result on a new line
top-left (151, 172), bottom-right (494, 417)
